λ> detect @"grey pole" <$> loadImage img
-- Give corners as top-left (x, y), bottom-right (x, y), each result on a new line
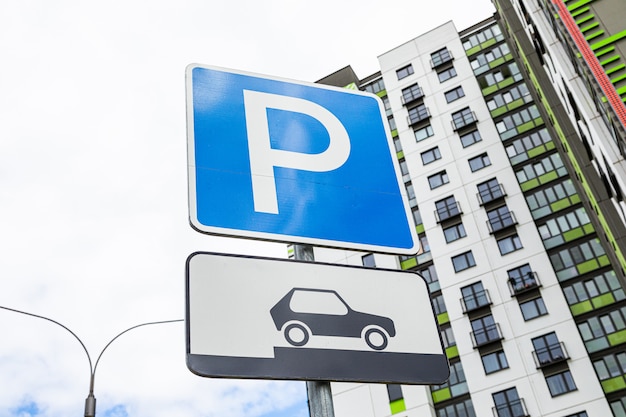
top-left (0, 305), bottom-right (181, 417)
top-left (292, 244), bottom-right (336, 417)
top-left (306, 381), bottom-right (336, 417)
top-left (85, 318), bottom-right (184, 417)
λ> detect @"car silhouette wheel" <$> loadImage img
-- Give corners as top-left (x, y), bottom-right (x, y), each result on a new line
top-left (364, 327), bottom-right (388, 350)
top-left (284, 323), bottom-right (309, 347)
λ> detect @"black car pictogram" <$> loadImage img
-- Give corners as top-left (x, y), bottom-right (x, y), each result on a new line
top-left (270, 288), bottom-right (396, 350)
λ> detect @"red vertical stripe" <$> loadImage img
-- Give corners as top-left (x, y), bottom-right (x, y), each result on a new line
top-left (552, 0), bottom-right (626, 130)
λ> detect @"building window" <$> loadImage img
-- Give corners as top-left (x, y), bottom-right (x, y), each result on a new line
top-left (420, 234), bottom-right (431, 254)
top-left (460, 129), bottom-right (482, 147)
top-left (563, 271), bottom-right (625, 310)
top-left (431, 361), bottom-right (469, 399)
top-left (399, 159), bottom-right (409, 180)
top-left (406, 183), bottom-right (416, 207)
top-left (565, 413), bottom-right (588, 417)
top-left (478, 62), bottom-right (522, 91)
top-left (432, 293), bottom-right (447, 316)
top-left (440, 325), bottom-right (456, 350)
top-left (428, 171), bottom-right (449, 189)
top-left (445, 86), bottom-right (465, 103)
top-left (482, 350), bottom-right (509, 374)
top-left (421, 147), bottom-right (442, 165)
top-left (487, 206), bottom-right (516, 232)
top-left (520, 297), bottom-right (548, 320)
top-left (492, 387), bottom-right (527, 417)
top-left (538, 207), bottom-right (591, 249)
top-left (515, 153), bottom-right (566, 185)
top-left (505, 128), bottom-right (552, 164)
top-left (452, 251), bottom-right (476, 272)
top-left (393, 134), bottom-right (402, 153)
top-left (436, 398), bottom-right (476, 417)
top-left (507, 264), bottom-right (538, 293)
top-left (412, 207), bottom-right (422, 226)
top-left (431, 47), bottom-right (453, 67)
top-left (477, 178), bottom-right (504, 205)
top-left (444, 223), bottom-right (466, 243)
top-left (363, 78), bottom-right (385, 95)
top-left (408, 104), bottom-right (430, 125)
top-left (469, 153), bottom-right (491, 172)
top-left (438, 66), bottom-right (457, 83)
top-left (593, 351), bottom-right (626, 385)
top-left (525, 178), bottom-right (578, 220)
top-left (419, 263), bottom-right (440, 292)
top-left (497, 234), bottom-right (523, 255)
top-left (362, 253), bottom-right (375, 267)
top-left (546, 371), bottom-right (577, 396)
top-left (487, 83), bottom-right (531, 112)
top-left (496, 105), bottom-right (542, 140)
top-left (415, 124), bottom-right (434, 142)
top-left (461, 281), bottom-right (491, 312)
top-left (401, 83), bottom-right (424, 104)
top-left (549, 238), bottom-right (607, 281)
top-left (388, 116), bottom-right (397, 132)
top-left (471, 314), bottom-right (501, 346)
top-left (462, 23), bottom-right (503, 51)
top-left (451, 107), bottom-right (476, 130)
top-left (470, 43), bottom-right (512, 75)
top-left (532, 332), bottom-right (566, 366)
top-left (578, 306), bottom-right (626, 353)
top-left (397, 64), bottom-right (414, 80)
top-left (435, 196), bottom-right (461, 222)
top-left (611, 398), bottom-right (626, 417)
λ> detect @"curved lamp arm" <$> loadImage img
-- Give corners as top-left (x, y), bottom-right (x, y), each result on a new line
top-left (0, 305), bottom-right (182, 417)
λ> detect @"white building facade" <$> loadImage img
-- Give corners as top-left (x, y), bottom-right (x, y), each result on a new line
top-left (307, 14), bottom-right (626, 417)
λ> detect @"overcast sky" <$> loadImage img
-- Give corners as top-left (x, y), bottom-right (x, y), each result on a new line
top-left (0, 1), bottom-right (494, 416)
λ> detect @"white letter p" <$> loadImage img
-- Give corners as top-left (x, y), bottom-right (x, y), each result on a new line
top-left (243, 90), bottom-right (351, 214)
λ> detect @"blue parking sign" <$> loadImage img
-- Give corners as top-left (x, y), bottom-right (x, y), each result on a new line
top-left (186, 65), bottom-right (418, 254)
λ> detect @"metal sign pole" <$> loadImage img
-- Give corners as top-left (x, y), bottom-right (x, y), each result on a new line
top-left (293, 244), bottom-right (335, 417)
top-left (307, 381), bottom-right (335, 417)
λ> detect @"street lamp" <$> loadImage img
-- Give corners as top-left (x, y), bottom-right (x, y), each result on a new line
top-left (0, 305), bottom-right (183, 417)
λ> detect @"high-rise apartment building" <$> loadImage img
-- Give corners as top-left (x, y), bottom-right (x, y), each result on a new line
top-left (299, 2), bottom-right (626, 416)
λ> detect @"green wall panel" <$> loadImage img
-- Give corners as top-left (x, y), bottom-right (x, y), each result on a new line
top-left (570, 300), bottom-right (593, 316)
top-left (432, 388), bottom-right (451, 403)
top-left (608, 329), bottom-right (626, 347)
top-left (592, 293), bottom-right (616, 309)
top-left (401, 257), bottom-right (417, 270)
top-left (390, 399), bottom-right (406, 414)
top-left (602, 376), bottom-right (626, 393)
top-left (446, 345), bottom-right (459, 359)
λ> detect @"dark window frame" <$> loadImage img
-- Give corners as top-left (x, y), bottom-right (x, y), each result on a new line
top-left (469, 152), bottom-right (491, 172)
top-left (520, 297), bottom-right (548, 320)
top-left (452, 251), bottom-right (476, 272)
top-left (445, 85), bottom-right (465, 103)
top-left (397, 64), bottom-right (415, 80)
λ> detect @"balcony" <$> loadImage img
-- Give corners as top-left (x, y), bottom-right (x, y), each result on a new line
top-left (435, 201), bottom-right (462, 223)
top-left (532, 342), bottom-right (569, 368)
top-left (470, 323), bottom-right (503, 348)
top-left (492, 399), bottom-right (530, 417)
top-left (461, 289), bottom-right (492, 313)
top-left (401, 85), bottom-right (424, 106)
top-left (451, 110), bottom-right (477, 131)
top-left (508, 272), bottom-right (541, 296)
top-left (477, 182), bottom-right (506, 205)
top-left (487, 209), bottom-right (517, 234)
top-left (430, 50), bottom-right (454, 69)
top-left (407, 106), bottom-right (431, 126)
